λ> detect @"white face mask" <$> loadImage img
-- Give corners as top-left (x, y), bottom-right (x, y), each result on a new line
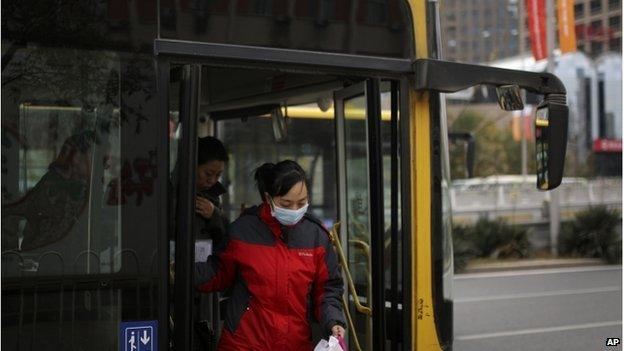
top-left (270, 199), bottom-right (309, 226)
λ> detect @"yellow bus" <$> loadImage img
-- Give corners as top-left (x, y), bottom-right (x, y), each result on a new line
top-left (1, 1), bottom-right (568, 350)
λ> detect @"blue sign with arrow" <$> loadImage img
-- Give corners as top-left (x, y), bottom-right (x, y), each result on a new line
top-left (120, 320), bottom-right (158, 351)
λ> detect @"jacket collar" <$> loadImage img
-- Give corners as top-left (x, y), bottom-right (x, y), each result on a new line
top-left (259, 202), bottom-right (282, 239)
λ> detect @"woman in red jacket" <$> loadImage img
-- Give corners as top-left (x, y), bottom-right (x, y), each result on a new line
top-left (195, 160), bottom-right (346, 350)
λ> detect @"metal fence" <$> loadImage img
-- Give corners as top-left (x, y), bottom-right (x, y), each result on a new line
top-left (451, 177), bottom-right (622, 225)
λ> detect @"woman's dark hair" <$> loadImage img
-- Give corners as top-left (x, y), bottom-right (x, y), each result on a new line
top-left (254, 160), bottom-right (308, 201)
top-left (197, 136), bottom-right (229, 165)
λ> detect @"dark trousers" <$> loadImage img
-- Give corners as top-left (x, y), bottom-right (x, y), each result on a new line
top-left (193, 293), bottom-right (220, 351)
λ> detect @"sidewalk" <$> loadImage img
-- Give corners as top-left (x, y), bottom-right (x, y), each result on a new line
top-left (461, 258), bottom-right (609, 274)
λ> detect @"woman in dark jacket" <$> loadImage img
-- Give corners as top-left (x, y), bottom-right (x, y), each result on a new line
top-left (195, 160), bottom-right (346, 351)
top-left (189, 136), bottom-right (231, 350)
top-left (194, 136), bottom-right (229, 249)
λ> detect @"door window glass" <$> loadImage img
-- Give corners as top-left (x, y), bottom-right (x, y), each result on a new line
top-left (344, 94), bottom-right (373, 302)
top-left (336, 88), bottom-right (374, 350)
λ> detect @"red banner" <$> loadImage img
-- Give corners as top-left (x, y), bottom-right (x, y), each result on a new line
top-left (593, 139), bottom-right (622, 153)
top-left (526, 0), bottom-right (547, 61)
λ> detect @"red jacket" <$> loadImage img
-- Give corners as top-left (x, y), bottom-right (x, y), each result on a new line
top-left (195, 203), bottom-right (346, 350)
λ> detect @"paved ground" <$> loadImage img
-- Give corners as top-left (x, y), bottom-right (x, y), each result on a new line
top-left (454, 265), bottom-right (622, 351)
top-left (462, 258), bottom-right (606, 273)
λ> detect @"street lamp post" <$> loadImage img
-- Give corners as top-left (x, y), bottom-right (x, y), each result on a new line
top-left (546, 0), bottom-right (561, 257)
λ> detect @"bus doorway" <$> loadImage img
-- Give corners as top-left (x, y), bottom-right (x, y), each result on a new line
top-left (167, 63), bottom-right (405, 351)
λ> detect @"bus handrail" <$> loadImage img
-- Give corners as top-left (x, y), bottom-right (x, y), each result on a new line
top-left (341, 293), bottom-right (362, 351)
top-left (328, 222), bottom-right (365, 351)
top-left (328, 223), bottom-right (372, 316)
top-left (348, 238), bottom-right (372, 310)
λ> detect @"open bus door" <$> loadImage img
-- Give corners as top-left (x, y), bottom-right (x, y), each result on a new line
top-left (164, 61), bottom-right (409, 350)
top-left (334, 81), bottom-right (384, 350)
top-left (333, 80), bottom-right (404, 351)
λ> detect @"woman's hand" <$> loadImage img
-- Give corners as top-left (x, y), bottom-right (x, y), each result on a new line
top-left (196, 196), bottom-right (215, 219)
top-left (331, 325), bottom-right (345, 338)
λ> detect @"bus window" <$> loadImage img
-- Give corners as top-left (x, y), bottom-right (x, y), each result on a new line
top-left (2, 46), bottom-right (164, 350)
top-left (158, 0), bottom-right (413, 59)
top-left (2, 49), bottom-right (122, 268)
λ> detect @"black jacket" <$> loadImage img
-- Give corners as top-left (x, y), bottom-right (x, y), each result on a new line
top-left (195, 181), bottom-right (229, 249)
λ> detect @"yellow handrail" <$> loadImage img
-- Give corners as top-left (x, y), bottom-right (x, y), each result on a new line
top-left (341, 295), bottom-right (363, 351)
top-left (347, 238), bottom-right (373, 351)
top-left (328, 223), bottom-right (372, 317)
top-left (328, 222), bottom-right (369, 351)
top-left (348, 238), bottom-right (372, 312)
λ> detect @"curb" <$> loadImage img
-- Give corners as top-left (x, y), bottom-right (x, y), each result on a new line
top-left (459, 258), bottom-right (609, 274)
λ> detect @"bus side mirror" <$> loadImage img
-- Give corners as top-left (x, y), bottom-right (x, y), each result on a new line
top-left (496, 85), bottom-right (524, 111)
top-left (412, 59), bottom-right (570, 189)
top-left (535, 98), bottom-right (568, 190)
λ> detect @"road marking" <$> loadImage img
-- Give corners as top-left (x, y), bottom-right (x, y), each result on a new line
top-left (455, 321), bottom-right (622, 341)
top-left (455, 286), bottom-right (621, 303)
top-left (455, 265), bottom-right (621, 280)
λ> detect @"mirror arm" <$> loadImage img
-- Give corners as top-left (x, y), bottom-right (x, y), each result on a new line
top-left (413, 59), bottom-right (566, 96)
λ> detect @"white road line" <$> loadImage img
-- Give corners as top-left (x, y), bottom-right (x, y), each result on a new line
top-left (455, 286), bottom-right (621, 303)
top-left (455, 321), bottom-right (622, 341)
top-left (454, 265), bottom-right (622, 280)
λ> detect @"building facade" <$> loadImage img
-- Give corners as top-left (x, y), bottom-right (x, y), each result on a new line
top-left (440, 0), bottom-right (522, 63)
top-left (440, 0), bottom-right (622, 63)
top-left (574, 0), bottom-right (622, 55)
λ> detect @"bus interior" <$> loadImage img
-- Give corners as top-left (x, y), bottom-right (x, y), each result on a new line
top-left (168, 63), bottom-right (407, 350)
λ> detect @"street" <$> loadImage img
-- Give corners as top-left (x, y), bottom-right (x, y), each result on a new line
top-left (454, 265), bottom-right (623, 351)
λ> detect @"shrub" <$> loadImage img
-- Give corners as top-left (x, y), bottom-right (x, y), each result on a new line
top-left (452, 224), bottom-right (478, 272)
top-left (559, 206), bottom-right (622, 263)
top-left (453, 218), bottom-right (532, 271)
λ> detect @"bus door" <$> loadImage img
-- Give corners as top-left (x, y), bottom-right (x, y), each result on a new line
top-left (167, 63), bottom-right (221, 350)
top-left (334, 80), bottom-right (404, 350)
top-left (165, 62), bottom-right (406, 350)
top-left (168, 63), bottom-right (346, 349)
